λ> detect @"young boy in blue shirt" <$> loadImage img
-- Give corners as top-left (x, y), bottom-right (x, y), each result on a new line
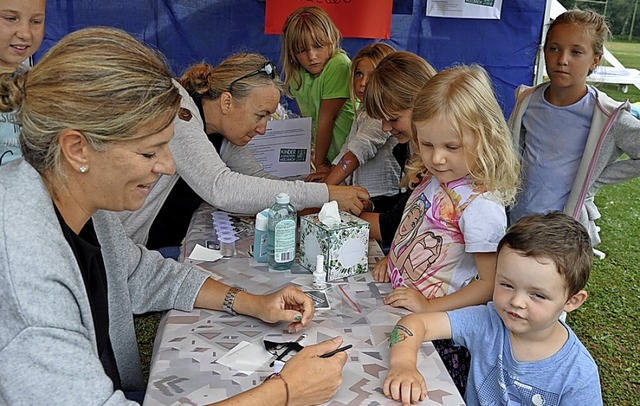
top-left (383, 212), bottom-right (602, 406)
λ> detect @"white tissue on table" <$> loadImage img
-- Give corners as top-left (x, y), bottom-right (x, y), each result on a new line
top-left (188, 244), bottom-right (223, 262)
top-left (318, 200), bottom-right (341, 227)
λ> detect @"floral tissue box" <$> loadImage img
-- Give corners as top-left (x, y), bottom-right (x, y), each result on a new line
top-left (299, 211), bottom-right (370, 281)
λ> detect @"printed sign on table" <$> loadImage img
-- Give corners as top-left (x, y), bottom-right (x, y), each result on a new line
top-left (265, 0), bottom-right (393, 39)
top-left (247, 117), bottom-right (311, 178)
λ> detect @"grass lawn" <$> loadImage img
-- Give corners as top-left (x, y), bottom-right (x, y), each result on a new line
top-left (135, 41), bottom-right (640, 403)
top-left (572, 41), bottom-right (640, 405)
top-left (571, 178), bottom-right (640, 405)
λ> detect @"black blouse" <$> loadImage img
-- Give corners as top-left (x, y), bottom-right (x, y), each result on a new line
top-left (55, 206), bottom-right (122, 390)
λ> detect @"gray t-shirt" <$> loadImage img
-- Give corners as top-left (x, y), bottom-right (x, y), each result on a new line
top-left (510, 85), bottom-right (595, 224)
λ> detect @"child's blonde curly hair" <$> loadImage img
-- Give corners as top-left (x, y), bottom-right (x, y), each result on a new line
top-left (407, 64), bottom-right (520, 205)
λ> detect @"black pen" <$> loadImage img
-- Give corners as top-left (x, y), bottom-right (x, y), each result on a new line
top-left (320, 344), bottom-right (352, 358)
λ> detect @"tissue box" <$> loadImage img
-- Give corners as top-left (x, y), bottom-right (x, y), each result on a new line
top-left (299, 211), bottom-right (370, 281)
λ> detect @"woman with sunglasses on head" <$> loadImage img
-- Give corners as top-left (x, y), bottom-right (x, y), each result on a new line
top-left (0, 27), bottom-right (347, 405)
top-left (119, 53), bottom-right (369, 258)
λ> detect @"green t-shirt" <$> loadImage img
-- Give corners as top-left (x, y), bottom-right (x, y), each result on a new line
top-left (290, 51), bottom-right (355, 163)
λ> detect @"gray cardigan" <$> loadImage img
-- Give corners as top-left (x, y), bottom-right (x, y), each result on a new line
top-left (0, 160), bottom-right (211, 404)
top-left (120, 81), bottom-right (329, 245)
top-left (508, 83), bottom-right (640, 245)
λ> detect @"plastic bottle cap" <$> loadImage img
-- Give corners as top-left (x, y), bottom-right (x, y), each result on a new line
top-left (315, 254), bottom-right (324, 273)
top-left (255, 210), bottom-right (269, 231)
top-left (275, 193), bottom-right (290, 204)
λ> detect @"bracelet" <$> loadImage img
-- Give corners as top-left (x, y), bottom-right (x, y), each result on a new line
top-left (267, 372), bottom-right (290, 406)
top-left (222, 286), bottom-right (243, 316)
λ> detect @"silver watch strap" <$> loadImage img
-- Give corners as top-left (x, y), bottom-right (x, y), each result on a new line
top-left (223, 287), bottom-right (243, 316)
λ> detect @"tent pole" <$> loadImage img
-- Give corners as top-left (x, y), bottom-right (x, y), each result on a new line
top-left (534, 0), bottom-right (554, 86)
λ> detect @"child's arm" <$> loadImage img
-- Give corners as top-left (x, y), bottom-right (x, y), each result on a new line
top-left (314, 98), bottom-right (347, 172)
top-left (384, 312), bottom-right (452, 405)
top-left (324, 151), bottom-right (360, 185)
top-left (384, 252), bottom-right (496, 313)
top-left (359, 211), bottom-right (381, 241)
top-left (371, 254), bottom-right (389, 282)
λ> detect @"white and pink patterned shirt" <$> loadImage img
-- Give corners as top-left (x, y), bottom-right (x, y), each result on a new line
top-left (387, 175), bottom-right (506, 298)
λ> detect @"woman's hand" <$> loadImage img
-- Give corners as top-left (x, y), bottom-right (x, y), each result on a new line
top-left (327, 185), bottom-right (369, 216)
top-left (280, 337), bottom-right (348, 406)
top-left (383, 364), bottom-right (427, 406)
top-left (384, 287), bottom-right (429, 313)
top-left (249, 286), bottom-right (315, 333)
top-left (372, 255), bottom-right (391, 282)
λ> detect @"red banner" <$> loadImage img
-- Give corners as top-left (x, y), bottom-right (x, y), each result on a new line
top-left (265, 0), bottom-right (393, 39)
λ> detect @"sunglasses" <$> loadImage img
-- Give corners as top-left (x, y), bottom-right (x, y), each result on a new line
top-left (229, 61), bottom-right (277, 90)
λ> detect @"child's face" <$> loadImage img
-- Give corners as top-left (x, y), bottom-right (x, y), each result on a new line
top-left (414, 115), bottom-right (477, 184)
top-left (493, 247), bottom-right (583, 340)
top-left (381, 109), bottom-right (412, 144)
top-left (295, 39), bottom-right (331, 77)
top-left (0, 0), bottom-right (45, 70)
top-left (353, 58), bottom-right (375, 102)
top-left (544, 23), bottom-right (601, 92)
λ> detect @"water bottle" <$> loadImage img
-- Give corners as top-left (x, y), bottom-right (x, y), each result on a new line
top-left (267, 193), bottom-right (297, 271)
top-left (253, 209), bottom-right (269, 263)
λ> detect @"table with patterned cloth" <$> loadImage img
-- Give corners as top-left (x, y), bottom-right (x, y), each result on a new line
top-left (143, 203), bottom-right (466, 406)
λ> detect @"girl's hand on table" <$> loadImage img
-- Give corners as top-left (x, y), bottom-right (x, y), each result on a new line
top-left (384, 287), bottom-right (429, 313)
top-left (280, 336), bottom-right (347, 405)
top-left (372, 255), bottom-right (391, 282)
top-left (253, 285), bottom-right (315, 333)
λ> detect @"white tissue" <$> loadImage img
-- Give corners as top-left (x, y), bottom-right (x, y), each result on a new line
top-left (318, 200), bottom-right (341, 227)
top-left (188, 244), bottom-right (223, 262)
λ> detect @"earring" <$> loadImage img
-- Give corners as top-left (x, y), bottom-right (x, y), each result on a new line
top-left (79, 165), bottom-right (88, 173)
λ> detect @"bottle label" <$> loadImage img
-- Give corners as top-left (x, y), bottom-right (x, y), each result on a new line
top-left (274, 219), bottom-right (296, 263)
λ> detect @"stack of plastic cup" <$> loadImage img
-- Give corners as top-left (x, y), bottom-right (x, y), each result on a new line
top-left (211, 211), bottom-right (238, 256)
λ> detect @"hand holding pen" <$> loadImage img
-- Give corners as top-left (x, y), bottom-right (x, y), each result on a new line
top-left (320, 344), bottom-right (352, 358)
top-left (277, 337), bottom-right (348, 406)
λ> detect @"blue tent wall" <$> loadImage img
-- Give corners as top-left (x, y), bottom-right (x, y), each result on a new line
top-left (38, 0), bottom-right (546, 116)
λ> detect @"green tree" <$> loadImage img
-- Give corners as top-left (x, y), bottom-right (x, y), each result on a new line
top-left (559, 0), bottom-right (639, 39)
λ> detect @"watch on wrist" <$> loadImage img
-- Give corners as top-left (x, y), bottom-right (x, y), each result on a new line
top-left (223, 286), bottom-right (244, 316)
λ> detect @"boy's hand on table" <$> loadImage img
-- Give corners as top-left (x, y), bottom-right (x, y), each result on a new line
top-left (383, 365), bottom-right (427, 406)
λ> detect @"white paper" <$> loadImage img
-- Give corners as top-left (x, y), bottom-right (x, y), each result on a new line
top-left (426, 0), bottom-right (502, 19)
top-left (246, 117), bottom-right (312, 178)
top-left (216, 341), bottom-right (273, 374)
top-left (188, 244), bottom-right (223, 262)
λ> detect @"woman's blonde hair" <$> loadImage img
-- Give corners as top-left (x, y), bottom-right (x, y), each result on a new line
top-left (407, 64), bottom-right (520, 205)
top-left (363, 51), bottom-right (437, 121)
top-left (0, 26), bottom-right (180, 178)
top-left (350, 42), bottom-right (395, 111)
top-left (180, 53), bottom-right (283, 102)
top-left (280, 6), bottom-right (342, 94)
